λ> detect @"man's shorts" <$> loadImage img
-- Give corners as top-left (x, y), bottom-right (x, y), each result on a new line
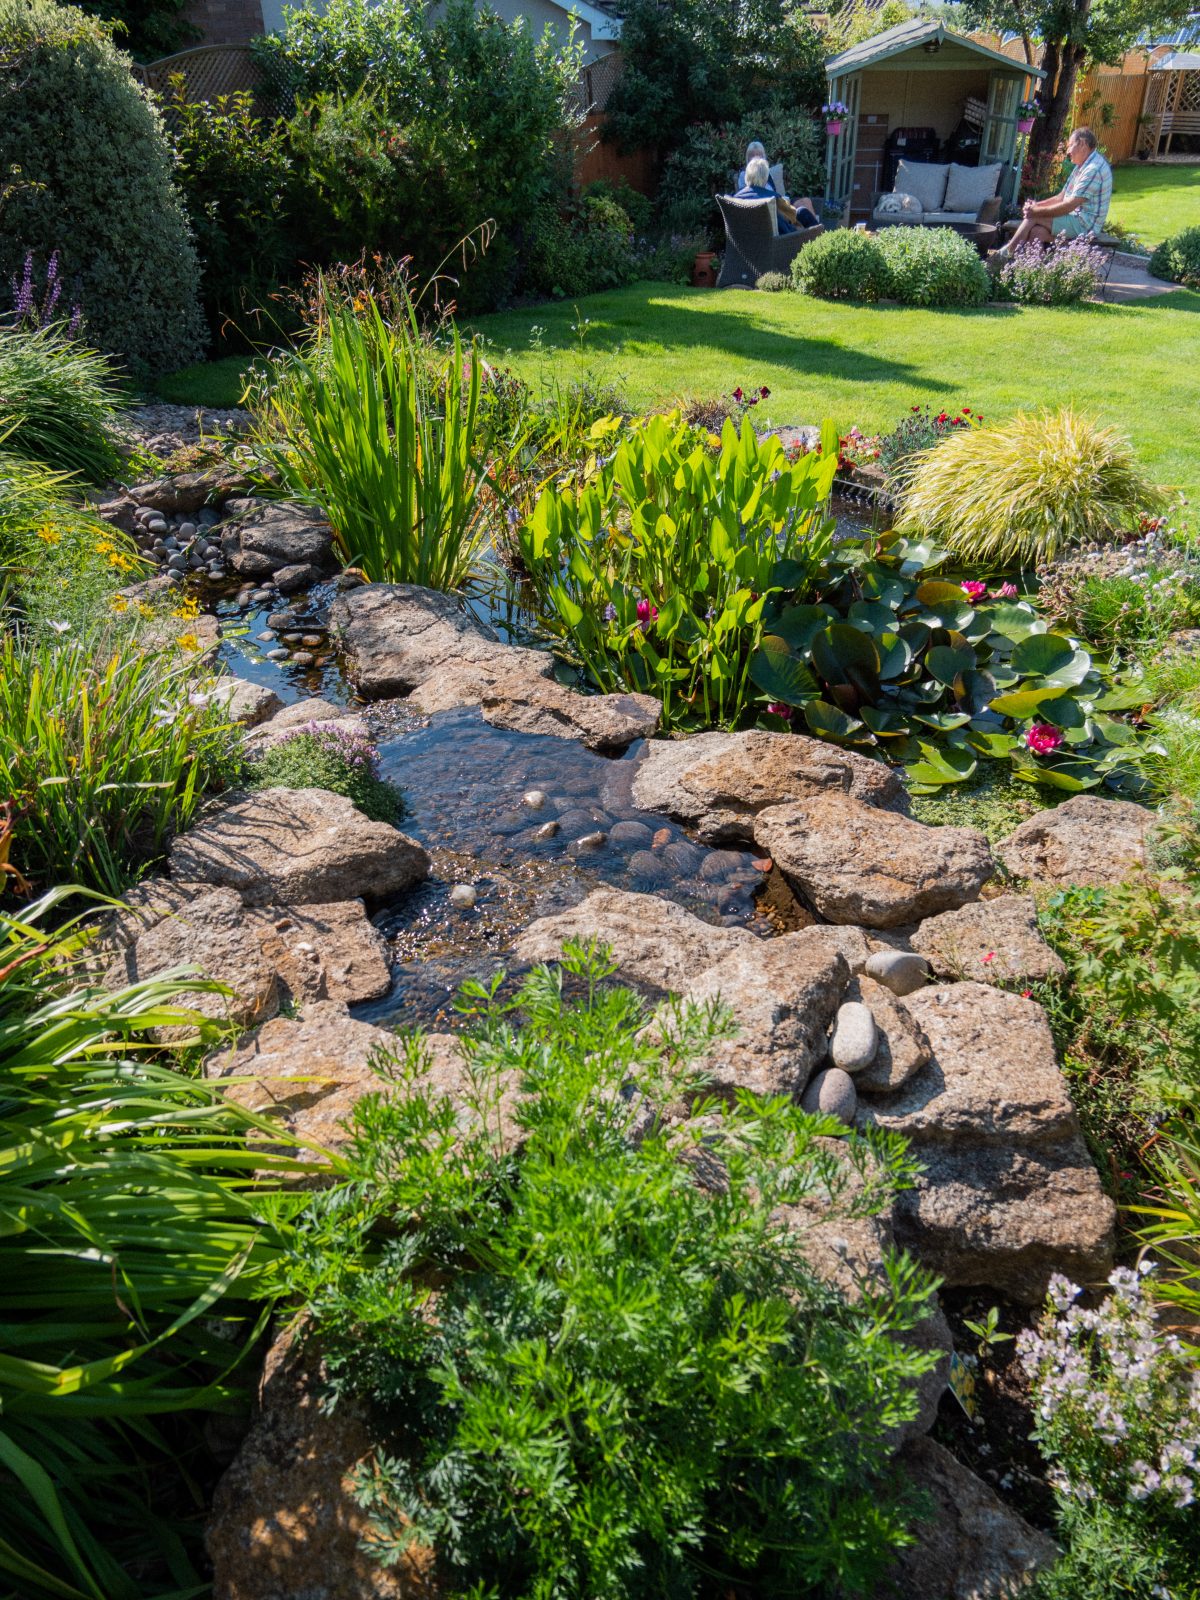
top-left (1051, 213), bottom-right (1089, 240)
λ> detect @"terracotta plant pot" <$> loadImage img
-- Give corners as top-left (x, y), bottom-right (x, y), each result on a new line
top-left (692, 252), bottom-right (718, 288)
top-left (1017, 117), bottom-right (1035, 134)
top-left (825, 119), bottom-right (844, 138)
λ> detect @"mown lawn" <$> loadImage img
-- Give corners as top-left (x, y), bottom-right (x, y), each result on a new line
top-left (1109, 162), bottom-right (1200, 247)
top-left (471, 282), bottom-right (1200, 498)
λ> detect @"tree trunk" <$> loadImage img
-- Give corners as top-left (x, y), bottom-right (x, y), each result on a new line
top-left (1026, 0), bottom-right (1091, 191)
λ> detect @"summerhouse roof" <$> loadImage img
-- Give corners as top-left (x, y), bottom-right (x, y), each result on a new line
top-left (826, 19), bottom-right (1044, 77)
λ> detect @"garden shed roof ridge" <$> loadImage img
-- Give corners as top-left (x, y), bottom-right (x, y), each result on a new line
top-left (826, 19), bottom-right (1044, 77)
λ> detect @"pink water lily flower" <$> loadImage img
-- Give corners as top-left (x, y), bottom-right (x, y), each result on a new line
top-left (1026, 723), bottom-right (1064, 755)
top-left (961, 580), bottom-right (988, 604)
top-left (991, 582), bottom-right (1019, 600)
top-left (765, 702), bottom-right (794, 720)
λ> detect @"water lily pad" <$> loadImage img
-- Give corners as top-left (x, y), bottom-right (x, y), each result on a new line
top-left (1011, 632), bottom-right (1077, 678)
top-left (749, 635), bottom-right (818, 708)
top-left (812, 623), bottom-right (881, 699)
top-left (988, 684), bottom-right (1070, 717)
top-left (803, 699), bottom-right (866, 743)
top-left (927, 645), bottom-right (975, 687)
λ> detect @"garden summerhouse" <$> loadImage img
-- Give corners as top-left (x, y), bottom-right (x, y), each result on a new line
top-left (1139, 49), bottom-right (1200, 156)
top-left (824, 20), bottom-right (1043, 222)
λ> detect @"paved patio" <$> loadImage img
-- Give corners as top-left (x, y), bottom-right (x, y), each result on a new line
top-left (1102, 251), bottom-right (1180, 302)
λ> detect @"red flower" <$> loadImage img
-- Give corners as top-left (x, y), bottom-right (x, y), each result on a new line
top-left (760, 386), bottom-right (770, 398)
top-left (936, 411), bottom-right (949, 424)
top-left (962, 407), bottom-right (971, 415)
top-left (635, 598), bottom-right (658, 626)
top-left (1021, 988), bottom-right (1032, 999)
top-left (962, 580), bottom-right (988, 604)
top-left (1026, 723), bottom-right (1064, 755)
top-left (765, 702), bottom-right (794, 719)
top-left (732, 386), bottom-right (744, 402)
top-left (982, 951), bottom-right (996, 964)
top-left (911, 405), bottom-right (921, 412)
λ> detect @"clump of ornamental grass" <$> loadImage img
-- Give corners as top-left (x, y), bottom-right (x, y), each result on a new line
top-left (1020, 1265), bottom-right (1200, 1599)
top-left (896, 407), bottom-right (1165, 568)
top-left (0, 321), bottom-right (127, 481)
top-left (249, 720), bottom-right (402, 823)
top-left (0, 629), bottom-right (238, 894)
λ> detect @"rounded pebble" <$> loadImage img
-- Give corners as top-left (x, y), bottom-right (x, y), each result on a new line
top-left (557, 807), bottom-right (601, 834)
top-left (830, 1002), bottom-right (878, 1072)
top-left (291, 652), bottom-right (315, 667)
top-left (167, 554), bottom-right (187, 572)
top-left (532, 820), bottom-right (560, 841)
top-left (570, 830), bottom-right (607, 852)
top-left (301, 634), bottom-right (322, 647)
top-left (864, 950), bottom-right (929, 998)
top-left (662, 840), bottom-right (704, 875)
top-left (266, 612), bottom-right (293, 629)
top-left (448, 884), bottom-right (477, 910)
top-left (698, 852), bottom-right (733, 882)
top-left (608, 819), bottom-right (654, 849)
top-left (266, 647), bottom-right (289, 661)
top-left (283, 632), bottom-right (304, 644)
top-left (523, 790), bottom-right (547, 811)
top-left (628, 849), bottom-right (670, 884)
top-left (178, 521), bottom-right (196, 538)
top-left (800, 1068), bottom-right (857, 1125)
top-left (257, 630), bottom-right (276, 642)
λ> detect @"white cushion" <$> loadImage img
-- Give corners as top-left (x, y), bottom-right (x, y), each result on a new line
top-left (876, 191), bottom-right (924, 217)
top-left (769, 161), bottom-right (785, 196)
top-left (925, 211), bottom-right (982, 225)
top-left (895, 160), bottom-right (949, 212)
top-left (944, 161), bottom-right (1003, 212)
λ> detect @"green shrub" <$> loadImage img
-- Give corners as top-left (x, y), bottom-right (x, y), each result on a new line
top-left (896, 406), bottom-right (1165, 566)
top-left (1149, 224), bottom-right (1200, 290)
top-left (0, 886), bottom-right (305, 1600)
top-left (1137, 648), bottom-right (1200, 820)
top-left (658, 104), bottom-right (825, 241)
top-left (75, 0), bottom-right (197, 60)
top-left (791, 228), bottom-right (889, 301)
top-left (630, 230), bottom-right (706, 284)
top-left (876, 225), bottom-right (990, 308)
top-left (249, 721), bottom-right (402, 822)
top-left (0, 630), bottom-right (237, 894)
top-left (994, 237), bottom-right (1106, 305)
top-left (250, 290), bottom-right (503, 589)
top-left (518, 413), bottom-right (839, 730)
top-left (755, 269), bottom-right (790, 291)
top-left (0, 323), bottom-right (126, 481)
top-left (168, 79), bottom-right (297, 340)
top-left (289, 944), bottom-right (938, 1598)
top-left (525, 192), bottom-right (638, 299)
top-left (583, 177), bottom-right (653, 236)
top-left (1044, 562), bottom-right (1200, 652)
top-left (0, 0), bottom-right (204, 376)
top-left (255, 0), bottom-right (582, 310)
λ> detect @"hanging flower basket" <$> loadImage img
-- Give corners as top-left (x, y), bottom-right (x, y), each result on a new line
top-left (1017, 116), bottom-right (1036, 134)
top-left (822, 101), bottom-right (849, 139)
top-left (1016, 98), bottom-right (1040, 135)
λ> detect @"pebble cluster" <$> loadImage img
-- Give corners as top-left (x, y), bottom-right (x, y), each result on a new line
top-left (130, 503), bottom-right (227, 583)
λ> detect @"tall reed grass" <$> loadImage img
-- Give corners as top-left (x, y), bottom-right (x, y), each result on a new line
top-left (0, 323), bottom-right (126, 482)
top-left (251, 290), bottom-right (505, 589)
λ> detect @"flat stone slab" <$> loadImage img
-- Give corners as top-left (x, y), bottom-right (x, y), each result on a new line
top-left (997, 795), bottom-right (1154, 888)
top-left (330, 583), bottom-right (553, 702)
top-left (754, 794), bottom-right (993, 928)
top-left (515, 887), bottom-right (757, 994)
top-left (630, 730), bottom-right (908, 844)
top-left (209, 678), bottom-right (283, 728)
top-left (170, 787), bottom-right (429, 906)
top-left (481, 673), bottom-right (661, 753)
top-left (858, 982), bottom-right (1114, 1301)
top-left (220, 498), bottom-right (334, 578)
top-left (912, 894), bottom-right (1067, 986)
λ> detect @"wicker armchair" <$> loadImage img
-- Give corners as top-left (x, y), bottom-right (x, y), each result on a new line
top-left (715, 195), bottom-right (823, 289)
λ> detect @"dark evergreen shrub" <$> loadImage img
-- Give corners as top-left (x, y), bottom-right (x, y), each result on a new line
top-left (0, 0), bottom-right (205, 376)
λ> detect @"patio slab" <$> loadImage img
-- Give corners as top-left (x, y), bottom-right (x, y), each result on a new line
top-left (1101, 252), bottom-right (1179, 302)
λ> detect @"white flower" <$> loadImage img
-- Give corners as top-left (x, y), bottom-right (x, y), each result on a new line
top-left (48, 619), bottom-right (71, 634)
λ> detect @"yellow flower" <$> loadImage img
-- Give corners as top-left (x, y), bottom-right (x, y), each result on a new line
top-left (171, 595), bottom-right (200, 620)
top-left (176, 632), bottom-right (200, 652)
top-left (136, 601), bottom-right (153, 619)
top-left (36, 525), bottom-right (61, 546)
top-left (110, 595), bottom-right (129, 613)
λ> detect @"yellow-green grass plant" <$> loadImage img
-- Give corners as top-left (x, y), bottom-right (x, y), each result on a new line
top-left (895, 406), bottom-right (1165, 568)
top-left (1131, 1125), bottom-right (1200, 1351)
top-left (0, 323), bottom-right (127, 483)
top-left (250, 289), bottom-right (509, 589)
top-left (0, 887), bottom-right (321, 1600)
top-left (0, 629), bottom-right (238, 895)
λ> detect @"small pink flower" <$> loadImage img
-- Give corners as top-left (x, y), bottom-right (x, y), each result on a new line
top-left (1026, 723), bottom-right (1064, 755)
top-left (765, 702), bottom-right (794, 720)
top-left (1021, 989), bottom-right (1032, 998)
top-left (982, 951), bottom-right (996, 964)
top-left (991, 582), bottom-right (1018, 600)
top-left (961, 580), bottom-right (988, 604)
top-left (635, 598), bottom-right (658, 631)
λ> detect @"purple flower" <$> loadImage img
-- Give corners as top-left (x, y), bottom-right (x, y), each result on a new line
top-left (603, 602), bottom-right (617, 622)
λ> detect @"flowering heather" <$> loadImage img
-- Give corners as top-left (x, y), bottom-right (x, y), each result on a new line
top-left (274, 719), bottom-right (382, 775)
top-left (996, 238), bottom-right (1107, 307)
top-left (251, 720), bottom-right (401, 823)
top-left (1020, 1265), bottom-right (1200, 1516)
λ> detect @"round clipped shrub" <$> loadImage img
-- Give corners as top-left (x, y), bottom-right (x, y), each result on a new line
top-left (0, 0), bottom-right (205, 376)
top-left (791, 229), bottom-right (888, 301)
top-left (1149, 226), bottom-right (1200, 291)
top-left (876, 225), bottom-right (990, 307)
top-left (896, 405), bottom-right (1165, 566)
top-left (754, 270), bottom-right (790, 292)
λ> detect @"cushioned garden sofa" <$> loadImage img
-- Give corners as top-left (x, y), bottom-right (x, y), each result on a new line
top-left (715, 195), bottom-right (824, 288)
top-left (871, 159), bottom-right (1003, 235)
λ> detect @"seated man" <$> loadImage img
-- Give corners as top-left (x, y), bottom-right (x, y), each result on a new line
top-left (736, 141), bottom-right (822, 229)
top-left (992, 127), bottom-right (1111, 260)
top-left (734, 156), bottom-right (819, 235)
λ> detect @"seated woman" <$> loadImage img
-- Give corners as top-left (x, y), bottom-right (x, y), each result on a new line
top-left (733, 156), bottom-right (819, 234)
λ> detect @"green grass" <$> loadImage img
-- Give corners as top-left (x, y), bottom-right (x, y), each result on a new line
top-left (470, 283), bottom-right (1200, 499)
top-left (152, 353), bottom-right (252, 408)
top-left (1110, 162), bottom-right (1200, 248)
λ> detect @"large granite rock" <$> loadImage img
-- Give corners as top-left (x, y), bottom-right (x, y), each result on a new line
top-left (682, 932), bottom-right (848, 1097)
top-left (912, 895), bottom-right (1067, 987)
top-left (207, 1326), bottom-right (440, 1600)
top-left (220, 499), bottom-right (335, 579)
top-left (754, 795), bottom-right (994, 928)
top-left (858, 983), bottom-right (1115, 1301)
top-left (629, 730), bottom-right (908, 844)
top-left (127, 465), bottom-right (254, 517)
top-left (330, 584), bottom-right (553, 702)
top-left (170, 788), bottom-right (429, 907)
top-left (481, 673), bottom-right (661, 753)
top-left (997, 795), bottom-right (1154, 888)
top-left (245, 697), bottom-right (371, 752)
top-left (515, 887), bottom-right (757, 994)
top-left (877, 1436), bottom-right (1058, 1600)
top-left (209, 678), bottom-right (283, 729)
top-left (105, 882), bottom-right (392, 1024)
top-left (207, 1000), bottom-right (522, 1168)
